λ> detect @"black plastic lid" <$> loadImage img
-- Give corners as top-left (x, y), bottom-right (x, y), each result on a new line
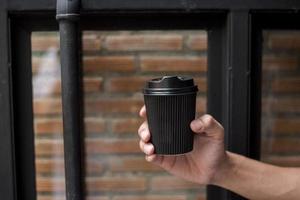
top-left (143, 76), bottom-right (198, 95)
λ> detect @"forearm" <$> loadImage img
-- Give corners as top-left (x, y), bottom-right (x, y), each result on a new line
top-left (212, 152), bottom-right (300, 200)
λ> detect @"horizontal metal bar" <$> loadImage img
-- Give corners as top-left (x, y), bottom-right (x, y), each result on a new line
top-left (5, 0), bottom-right (300, 11)
top-left (83, 0), bottom-right (300, 11)
top-left (80, 12), bottom-right (225, 30)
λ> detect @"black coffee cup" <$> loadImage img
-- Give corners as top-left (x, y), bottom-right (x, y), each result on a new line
top-left (143, 76), bottom-right (198, 155)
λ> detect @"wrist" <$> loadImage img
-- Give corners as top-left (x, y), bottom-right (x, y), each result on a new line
top-left (210, 151), bottom-right (241, 186)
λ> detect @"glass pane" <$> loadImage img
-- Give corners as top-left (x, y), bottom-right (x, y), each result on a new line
top-left (31, 32), bottom-right (65, 200)
top-left (261, 31), bottom-right (300, 167)
top-left (83, 30), bottom-right (207, 200)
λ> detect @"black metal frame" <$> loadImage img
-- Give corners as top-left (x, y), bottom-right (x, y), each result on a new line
top-left (56, 1), bottom-right (84, 200)
top-left (1, 0), bottom-right (300, 200)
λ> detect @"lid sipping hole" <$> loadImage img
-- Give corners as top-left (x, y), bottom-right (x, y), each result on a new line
top-left (152, 78), bottom-right (162, 81)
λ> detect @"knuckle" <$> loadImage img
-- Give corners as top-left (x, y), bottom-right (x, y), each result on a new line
top-left (215, 131), bottom-right (225, 141)
top-left (203, 114), bottom-right (214, 125)
top-left (142, 130), bottom-right (150, 142)
top-left (138, 126), bottom-right (143, 134)
top-left (219, 125), bottom-right (225, 133)
top-left (138, 121), bottom-right (146, 133)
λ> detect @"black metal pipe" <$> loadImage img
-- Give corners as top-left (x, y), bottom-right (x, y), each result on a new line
top-left (56, 1), bottom-right (83, 200)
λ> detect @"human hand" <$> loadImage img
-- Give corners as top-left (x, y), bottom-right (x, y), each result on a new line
top-left (138, 105), bottom-right (229, 185)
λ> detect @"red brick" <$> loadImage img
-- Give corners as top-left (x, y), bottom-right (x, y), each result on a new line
top-left (35, 140), bottom-right (64, 157)
top-left (84, 78), bottom-right (103, 93)
top-left (141, 56), bottom-right (207, 72)
top-left (83, 33), bottom-right (102, 51)
top-left (85, 138), bottom-right (140, 154)
top-left (262, 138), bottom-right (300, 154)
top-left (268, 33), bottom-right (300, 50)
top-left (109, 156), bottom-right (162, 172)
top-left (113, 195), bottom-right (187, 200)
top-left (36, 138), bottom-right (140, 156)
top-left (262, 56), bottom-right (298, 71)
top-left (33, 78), bottom-right (103, 96)
top-left (32, 33), bottom-right (102, 52)
top-left (272, 118), bottom-right (300, 135)
top-left (32, 35), bottom-right (59, 51)
top-left (187, 34), bottom-right (207, 51)
top-left (35, 158), bottom-right (64, 174)
top-left (86, 177), bottom-right (146, 192)
top-left (194, 77), bottom-right (207, 92)
top-left (37, 196), bottom-right (65, 200)
top-left (37, 177), bottom-right (146, 193)
top-left (105, 35), bottom-right (182, 51)
top-left (111, 118), bottom-right (143, 134)
top-left (85, 159), bottom-right (106, 174)
top-left (34, 98), bottom-right (144, 116)
top-left (34, 118), bottom-right (105, 135)
top-left (36, 177), bottom-right (65, 193)
top-left (262, 98), bottom-right (300, 113)
top-left (86, 197), bottom-right (110, 200)
top-left (33, 98), bottom-right (62, 115)
top-left (271, 78), bottom-right (300, 93)
top-left (108, 76), bottom-right (152, 93)
top-left (150, 176), bottom-right (200, 191)
top-left (38, 196), bottom-right (109, 200)
top-left (84, 98), bottom-right (143, 114)
top-left (262, 156), bottom-right (300, 167)
top-left (34, 118), bottom-right (63, 134)
top-left (83, 56), bottom-right (135, 72)
top-left (85, 118), bottom-right (106, 133)
top-left (35, 158), bottom-right (104, 175)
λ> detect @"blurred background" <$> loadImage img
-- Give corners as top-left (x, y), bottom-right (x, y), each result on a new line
top-left (31, 30), bottom-right (300, 200)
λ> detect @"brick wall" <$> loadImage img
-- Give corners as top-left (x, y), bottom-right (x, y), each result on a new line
top-left (261, 31), bottom-right (300, 166)
top-left (31, 30), bottom-right (300, 200)
top-left (32, 31), bottom-right (207, 200)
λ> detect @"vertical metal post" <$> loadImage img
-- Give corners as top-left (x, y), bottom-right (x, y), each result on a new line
top-left (207, 21), bottom-right (229, 200)
top-left (0, 2), bottom-right (17, 199)
top-left (207, 10), bottom-right (260, 200)
top-left (56, 1), bottom-right (83, 200)
top-left (11, 22), bottom-right (37, 200)
top-left (223, 10), bottom-right (252, 200)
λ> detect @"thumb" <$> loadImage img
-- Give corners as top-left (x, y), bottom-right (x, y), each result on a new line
top-left (190, 114), bottom-right (224, 140)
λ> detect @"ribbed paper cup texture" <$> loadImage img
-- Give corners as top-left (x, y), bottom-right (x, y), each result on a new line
top-left (144, 94), bottom-right (196, 154)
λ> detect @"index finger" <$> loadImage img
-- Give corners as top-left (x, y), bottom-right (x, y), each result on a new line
top-left (139, 105), bottom-right (146, 118)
